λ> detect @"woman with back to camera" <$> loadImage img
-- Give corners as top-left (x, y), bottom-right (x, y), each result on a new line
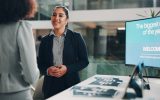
top-left (38, 6), bottom-right (89, 99)
top-left (0, 0), bottom-right (40, 100)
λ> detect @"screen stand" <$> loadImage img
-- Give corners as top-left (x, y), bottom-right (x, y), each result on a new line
top-left (141, 63), bottom-right (150, 90)
top-left (129, 63), bottom-right (144, 97)
top-left (143, 79), bottom-right (150, 90)
top-left (129, 62), bottom-right (150, 98)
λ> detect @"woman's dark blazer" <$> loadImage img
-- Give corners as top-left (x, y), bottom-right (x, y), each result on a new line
top-left (38, 29), bottom-right (89, 96)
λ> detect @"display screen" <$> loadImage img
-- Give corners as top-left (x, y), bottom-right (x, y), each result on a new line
top-left (125, 17), bottom-right (160, 68)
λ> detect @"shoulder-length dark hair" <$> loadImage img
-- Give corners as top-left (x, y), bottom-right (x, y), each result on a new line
top-left (0, 0), bottom-right (37, 24)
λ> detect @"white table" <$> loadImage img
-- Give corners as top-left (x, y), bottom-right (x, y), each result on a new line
top-left (47, 75), bottom-right (160, 100)
top-left (47, 75), bottom-right (131, 100)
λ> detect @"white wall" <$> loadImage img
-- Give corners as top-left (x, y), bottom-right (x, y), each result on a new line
top-left (29, 7), bottom-right (160, 29)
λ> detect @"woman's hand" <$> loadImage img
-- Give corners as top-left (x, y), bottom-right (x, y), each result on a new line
top-left (48, 65), bottom-right (67, 78)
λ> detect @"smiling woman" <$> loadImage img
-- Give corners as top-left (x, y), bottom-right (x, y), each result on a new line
top-left (37, 6), bottom-right (89, 99)
top-left (51, 6), bottom-right (69, 35)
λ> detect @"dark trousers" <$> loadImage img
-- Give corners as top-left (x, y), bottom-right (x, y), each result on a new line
top-left (43, 76), bottom-right (68, 99)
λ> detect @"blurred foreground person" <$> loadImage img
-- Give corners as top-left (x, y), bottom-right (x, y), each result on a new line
top-left (0, 0), bottom-right (40, 100)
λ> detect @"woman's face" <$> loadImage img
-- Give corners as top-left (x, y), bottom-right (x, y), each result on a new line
top-left (51, 8), bottom-right (68, 30)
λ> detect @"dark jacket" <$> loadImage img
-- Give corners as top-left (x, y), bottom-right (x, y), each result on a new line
top-left (38, 29), bottom-right (89, 98)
